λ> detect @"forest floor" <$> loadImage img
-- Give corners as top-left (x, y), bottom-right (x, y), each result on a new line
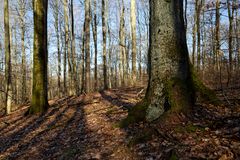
top-left (0, 87), bottom-right (240, 160)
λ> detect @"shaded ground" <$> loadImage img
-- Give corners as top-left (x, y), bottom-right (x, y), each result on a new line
top-left (0, 87), bottom-right (239, 160)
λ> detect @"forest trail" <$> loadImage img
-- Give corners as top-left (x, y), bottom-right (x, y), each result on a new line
top-left (0, 87), bottom-right (240, 160)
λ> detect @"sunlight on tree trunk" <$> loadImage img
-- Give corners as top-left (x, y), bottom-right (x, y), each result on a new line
top-left (29, 0), bottom-right (49, 114)
top-left (4, 0), bottom-right (12, 115)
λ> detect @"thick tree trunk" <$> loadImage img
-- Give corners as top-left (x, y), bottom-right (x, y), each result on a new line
top-left (144, 0), bottom-right (194, 122)
top-left (131, 0), bottom-right (137, 85)
top-left (30, 0), bottom-right (49, 114)
top-left (4, 0), bottom-right (12, 114)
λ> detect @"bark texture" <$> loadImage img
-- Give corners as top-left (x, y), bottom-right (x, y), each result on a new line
top-left (145, 0), bottom-right (194, 121)
top-left (131, 0), bottom-right (137, 85)
top-left (4, 0), bottom-right (12, 114)
top-left (30, 0), bottom-right (49, 114)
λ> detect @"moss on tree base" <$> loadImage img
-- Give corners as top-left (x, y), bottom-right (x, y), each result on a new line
top-left (120, 69), bottom-right (219, 127)
top-left (119, 100), bottom-right (148, 128)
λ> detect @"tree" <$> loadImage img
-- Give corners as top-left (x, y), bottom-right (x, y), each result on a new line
top-left (102, 0), bottom-right (108, 90)
top-left (144, 0), bottom-right (196, 121)
top-left (130, 0), bottom-right (137, 85)
top-left (227, 0), bottom-right (234, 84)
top-left (4, 0), bottom-right (12, 114)
top-left (92, 0), bottom-right (98, 90)
top-left (70, 0), bottom-right (78, 95)
top-left (29, 0), bottom-right (49, 114)
top-left (119, 0), bottom-right (126, 86)
top-left (84, 0), bottom-right (91, 93)
top-left (51, 0), bottom-right (61, 97)
top-left (215, 0), bottom-right (220, 70)
top-left (17, 0), bottom-right (27, 103)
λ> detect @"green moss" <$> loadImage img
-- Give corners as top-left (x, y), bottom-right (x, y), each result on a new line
top-left (61, 148), bottom-right (78, 159)
top-left (128, 129), bottom-right (155, 147)
top-left (174, 124), bottom-right (204, 133)
top-left (169, 152), bottom-right (178, 160)
top-left (164, 77), bottom-right (194, 114)
top-left (190, 66), bottom-right (219, 105)
top-left (119, 100), bottom-right (148, 128)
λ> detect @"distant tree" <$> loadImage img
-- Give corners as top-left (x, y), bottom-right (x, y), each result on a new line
top-left (29, 0), bottom-right (49, 114)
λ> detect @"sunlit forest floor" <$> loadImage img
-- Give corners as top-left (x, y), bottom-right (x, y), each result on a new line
top-left (0, 87), bottom-right (240, 159)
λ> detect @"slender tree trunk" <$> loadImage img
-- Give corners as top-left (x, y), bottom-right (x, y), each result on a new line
top-left (18, 0), bottom-right (27, 103)
top-left (196, 0), bottom-right (202, 71)
top-left (192, 0), bottom-right (198, 66)
top-left (53, 0), bottom-right (62, 97)
top-left (81, 28), bottom-right (85, 93)
top-left (84, 0), bottom-right (91, 93)
top-left (102, 0), bottom-right (108, 90)
top-left (64, 0), bottom-right (73, 95)
top-left (4, 0), bottom-right (12, 114)
top-left (108, 22), bottom-right (112, 89)
top-left (119, 0), bottom-right (125, 86)
top-left (92, 0), bottom-right (98, 91)
top-left (236, 2), bottom-right (240, 69)
top-left (30, 0), bottom-right (49, 114)
top-left (71, 0), bottom-right (78, 95)
top-left (131, 0), bottom-right (137, 85)
top-left (63, 0), bottom-right (68, 95)
top-left (215, 0), bottom-right (220, 70)
top-left (227, 0), bottom-right (234, 83)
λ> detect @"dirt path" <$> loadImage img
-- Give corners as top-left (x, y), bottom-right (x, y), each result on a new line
top-left (0, 87), bottom-right (240, 160)
top-left (0, 88), bottom-right (143, 160)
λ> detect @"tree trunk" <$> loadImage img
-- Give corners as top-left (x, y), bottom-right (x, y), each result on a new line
top-left (215, 0), bottom-right (220, 70)
top-left (196, 0), bottom-right (202, 71)
top-left (71, 0), bottom-right (78, 95)
top-left (192, 0), bottom-right (197, 66)
top-left (119, 0), bottom-right (125, 87)
top-left (227, 0), bottom-right (234, 84)
top-left (53, 0), bottom-right (62, 97)
top-left (92, 0), bottom-right (98, 91)
top-left (102, 0), bottom-right (108, 90)
top-left (30, 0), bottom-right (49, 114)
top-left (131, 0), bottom-right (137, 85)
top-left (84, 0), bottom-right (91, 93)
top-left (18, 0), bottom-right (27, 103)
top-left (4, 0), bottom-right (12, 114)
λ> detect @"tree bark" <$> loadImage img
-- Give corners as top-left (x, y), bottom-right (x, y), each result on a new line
top-left (71, 0), bottom-right (78, 95)
top-left (102, 0), bottom-right (108, 90)
top-left (30, 0), bottom-right (49, 114)
top-left (84, 0), bottom-right (91, 93)
top-left (92, 0), bottom-right (98, 91)
top-left (131, 0), bottom-right (137, 85)
top-left (215, 0), bottom-right (220, 70)
top-left (4, 0), bottom-right (12, 114)
top-left (53, 0), bottom-right (61, 97)
top-left (227, 0), bottom-right (234, 81)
